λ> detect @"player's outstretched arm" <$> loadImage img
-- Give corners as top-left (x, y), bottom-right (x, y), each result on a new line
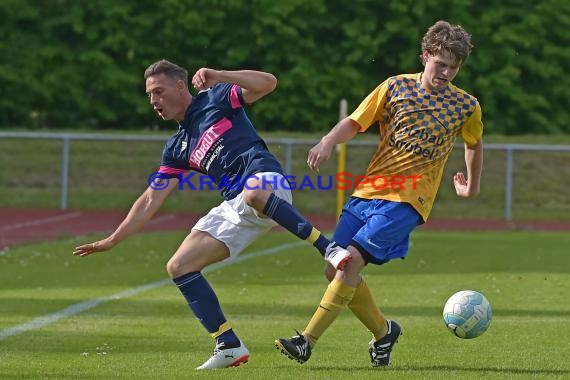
top-left (454, 139), bottom-right (483, 198)
top-left (191, 68), bottom-right (276, 104)
top-left (73, 178), bottom-right (179, 257)
top-left (307, 118), bottom-right (360, 172)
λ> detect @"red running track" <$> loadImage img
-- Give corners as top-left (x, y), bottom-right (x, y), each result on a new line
top-left (0, 208), bottom-right (568, 250)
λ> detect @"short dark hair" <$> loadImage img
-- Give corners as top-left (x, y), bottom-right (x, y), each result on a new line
top-left (421, 21), bottom-right (473, 64)
top-left (144, 59), bottom-right (188, 84)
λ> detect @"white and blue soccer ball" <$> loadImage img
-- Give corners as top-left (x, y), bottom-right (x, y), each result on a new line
top-left (443, 290), bottom-right (492, 339)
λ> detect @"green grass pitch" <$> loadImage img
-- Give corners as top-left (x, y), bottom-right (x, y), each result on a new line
top-left (1, 230), bottom-right (569, 379)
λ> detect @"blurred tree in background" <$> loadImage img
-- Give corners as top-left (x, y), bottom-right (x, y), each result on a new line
top-left (1, 0), bottom-right (569, 134)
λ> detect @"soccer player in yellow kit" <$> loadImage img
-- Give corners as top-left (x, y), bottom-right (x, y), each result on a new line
top-left (276, 20), bottom-right (484, 367)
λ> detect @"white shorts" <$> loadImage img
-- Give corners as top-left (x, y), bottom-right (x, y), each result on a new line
top-left (192, 172), bottom-right (293, 257)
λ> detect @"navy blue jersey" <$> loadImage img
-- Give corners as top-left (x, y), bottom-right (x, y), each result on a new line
top-left (158, 83), bottom-right (284, 200)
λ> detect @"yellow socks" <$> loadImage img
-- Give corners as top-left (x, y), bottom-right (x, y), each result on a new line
top-left (303, 279), bottom-right (356, 347)
top-left (348, 279), bottom-right (388, 340)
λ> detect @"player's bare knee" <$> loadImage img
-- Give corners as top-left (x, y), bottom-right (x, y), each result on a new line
top-left (339, 248), bottom-right (365, 274)
top-left (242, 189), bottom-right (258, 208)
top-left (166, 257), bottom-right (182, 278)
top-left (166, 256), bottom-right (199, 278)
top-left (349, 246), bottom-right (365, 265)
top-left (243, 188), bottom-right (270, 211)
top-left (324, 264), bottom-right (336, 281)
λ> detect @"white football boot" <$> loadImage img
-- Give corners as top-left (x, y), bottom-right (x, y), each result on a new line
top-left (195, 340), bottom-right (250, 370)
top-left (324, 242), bottom-right (352, 270)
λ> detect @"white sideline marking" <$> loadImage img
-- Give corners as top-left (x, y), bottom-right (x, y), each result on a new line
top-left (0, 241), bottom-right (304, 341)
top-left (0, 212), bottom-right (83, 232)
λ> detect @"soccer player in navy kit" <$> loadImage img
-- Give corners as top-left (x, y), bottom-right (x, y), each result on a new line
top-left (73, 60), bottom-right (350, 370)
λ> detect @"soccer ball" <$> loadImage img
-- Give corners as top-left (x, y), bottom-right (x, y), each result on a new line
top-left (443, 290), bottom-right (492, 339)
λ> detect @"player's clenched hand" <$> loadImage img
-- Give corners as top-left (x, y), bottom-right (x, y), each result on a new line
top-left (73, 238), bottom-right (115, 257)
top-left (192, 68), bottom-right (219, 91)
top-left (307, 141), bottom-right (334, 172)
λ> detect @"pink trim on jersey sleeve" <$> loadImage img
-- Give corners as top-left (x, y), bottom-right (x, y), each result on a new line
top-left (158, 166), bottom-right (187, 176)
top-left (230, 84), bottom-right (242, 109)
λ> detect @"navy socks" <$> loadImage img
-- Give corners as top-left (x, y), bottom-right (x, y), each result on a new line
top-left (263, 193), bottom-right (329, 255)
top-left (173, 271), bottom-right (240, 348)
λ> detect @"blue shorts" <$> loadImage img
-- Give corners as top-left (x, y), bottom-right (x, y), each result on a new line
top-left (332, 197), bottom-right (421, 265)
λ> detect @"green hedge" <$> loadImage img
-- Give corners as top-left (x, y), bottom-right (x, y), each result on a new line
top-left (1, 0), bottom-right (569, 134)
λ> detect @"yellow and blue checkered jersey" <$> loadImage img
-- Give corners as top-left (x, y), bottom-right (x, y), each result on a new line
top-left (349, 73), bottom-right (483, 222)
